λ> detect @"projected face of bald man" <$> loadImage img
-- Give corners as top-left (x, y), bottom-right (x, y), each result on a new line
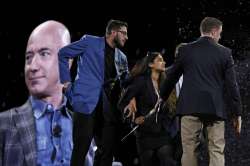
top-left (24, 21), bottom-right (70, 98)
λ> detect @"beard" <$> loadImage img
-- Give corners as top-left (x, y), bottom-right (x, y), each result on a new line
top-left (113, 35), bottom-right (123, 48)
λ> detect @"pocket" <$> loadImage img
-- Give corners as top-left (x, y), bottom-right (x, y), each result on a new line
top-left (37, 136), bottom-right (48, 151)
top-left (36, 136), bottom-right (51, 164)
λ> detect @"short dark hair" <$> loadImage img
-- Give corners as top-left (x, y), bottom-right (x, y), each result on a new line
top-left (200, 17), bottom-right (222, 34)
top-left (106, 19), bottom-right (128, 35)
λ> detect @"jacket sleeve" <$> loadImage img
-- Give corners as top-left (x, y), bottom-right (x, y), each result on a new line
top-left (0, 110), bottom-right (9, 166)
top-left (224, 50), bottom-right (242, 116)
top-left (118, 77), bottom-right (143, 111)
top-left (0, 127), bottom-right (3, 166)
top-left (160, 45), bottom-right (185, 101)
top-left (58, 35), bottom-right (89, 83)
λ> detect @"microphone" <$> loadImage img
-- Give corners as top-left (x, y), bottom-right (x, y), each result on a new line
top-left (52, 124), bottom-right (62, 137)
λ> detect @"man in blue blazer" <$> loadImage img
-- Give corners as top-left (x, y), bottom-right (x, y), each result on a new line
top-left (59, 19), bottom-right (129, 166)
top-left (160, 17), bottom-right (242, 166)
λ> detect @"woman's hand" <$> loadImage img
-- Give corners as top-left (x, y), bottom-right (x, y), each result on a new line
top-left (135, 116), bottom-right (145, 125)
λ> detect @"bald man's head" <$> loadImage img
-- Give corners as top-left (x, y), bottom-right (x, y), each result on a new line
top-left (25, 20), bottom-right (70, 98)
top-left (28, 20), bottom-right (70, 50)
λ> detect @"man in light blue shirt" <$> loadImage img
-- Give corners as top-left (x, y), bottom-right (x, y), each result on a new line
top-left (0, 20), bottom-right (93, 166)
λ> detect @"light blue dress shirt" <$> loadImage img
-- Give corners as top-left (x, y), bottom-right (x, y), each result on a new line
top-left (31, 96), bottom-right (72, 166)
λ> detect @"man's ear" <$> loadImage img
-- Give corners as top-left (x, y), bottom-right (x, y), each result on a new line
top-left (211, 28), bottom-right (218, 36)
top-left (111, 30), bottom-right (117, 35)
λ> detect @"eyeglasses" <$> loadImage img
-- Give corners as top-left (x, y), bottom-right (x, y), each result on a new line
top-left (117, 30), bottom-right (128, 37)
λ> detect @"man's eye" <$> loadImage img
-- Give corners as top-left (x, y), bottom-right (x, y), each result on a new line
top-left (25, 53), bottom-right (33, 60)
top-left (26, 55), bottom-right (31, 60)
top-left (40, 51), bottom-right (50, 57)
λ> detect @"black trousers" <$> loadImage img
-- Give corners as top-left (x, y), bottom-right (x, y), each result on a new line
top-left (70, 108), bottom-right (96, 166)
top-left (140, 144), bottom-right (176, 166)
top-left (70, 95), bottom-right (134, 166)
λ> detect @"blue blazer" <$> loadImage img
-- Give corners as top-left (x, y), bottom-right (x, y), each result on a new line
top-left (59, 35), bottom-right (129, 114)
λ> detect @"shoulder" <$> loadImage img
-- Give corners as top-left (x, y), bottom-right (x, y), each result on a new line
top-left (81, 34), bottom-right (102, 41)
top-left (0, 108), bottom-right (16, 129)
top-left (81, 35), bottom-right (104, 48)
top-left (216, 43), bottom-right (231, 54)
top-left (175, 42), bottom-right (189, 59)
top-left (0, 101), bottom-right (32, 127)
top-left (176, 43), bottom-right (188, 52)
top-left (131, 75), bottom-right (148, 86)
top-left (186, 40), bottom-right (205, 50)
top-left (0, 109), bottom-right (13, 119)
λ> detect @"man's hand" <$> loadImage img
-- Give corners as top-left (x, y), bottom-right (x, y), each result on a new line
top-left (123, 98), bottom-right (137, 121)
top-left (233, 116), bottom-right (242, 137)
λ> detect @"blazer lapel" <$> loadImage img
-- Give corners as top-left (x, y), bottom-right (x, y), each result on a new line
top-left (147, 77), bottom-right (158, 104)
top-left (114, 48), bottom-right (123, 77)
top-left (13, 100), bottom-right (37, 166)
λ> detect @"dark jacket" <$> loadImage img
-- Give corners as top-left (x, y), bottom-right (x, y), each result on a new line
top-left (160, 37), bottom-right (242, 119)
top-left (119, 75), bottom-right (174, 138)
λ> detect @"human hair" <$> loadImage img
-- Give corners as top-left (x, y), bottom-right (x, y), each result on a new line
top-left (131, 52), bottom-right (177, 114)
top-left (200, 17), bottom-right (222, 34)
top-left (130, 51), bottom-right (165, 85)
top-left (105, 19), bottom-right (128, 35)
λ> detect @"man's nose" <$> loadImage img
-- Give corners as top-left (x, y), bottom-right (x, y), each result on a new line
top-left (125, 35), bottom-right (128, 40)
top-left (29, 55), bottom-right (40, 71)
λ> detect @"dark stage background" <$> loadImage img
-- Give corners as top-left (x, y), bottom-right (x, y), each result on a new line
top-left (1, 2), bottom-right (250, 166)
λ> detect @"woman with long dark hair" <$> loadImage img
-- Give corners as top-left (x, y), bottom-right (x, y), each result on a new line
top-left (119, 52), bottom-right (176, 166)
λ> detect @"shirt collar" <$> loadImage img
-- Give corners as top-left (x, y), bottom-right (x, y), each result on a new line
top-left (30, 95), bottom-right (71, 120)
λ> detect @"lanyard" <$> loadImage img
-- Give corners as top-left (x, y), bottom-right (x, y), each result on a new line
top-left (152, 79), bottom-right (161, 123)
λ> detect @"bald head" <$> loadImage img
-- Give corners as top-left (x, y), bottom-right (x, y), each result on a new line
top-left (28, 20), bottom-right (70, 49)
top-left (25, 20), bottom-right (70, 98)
